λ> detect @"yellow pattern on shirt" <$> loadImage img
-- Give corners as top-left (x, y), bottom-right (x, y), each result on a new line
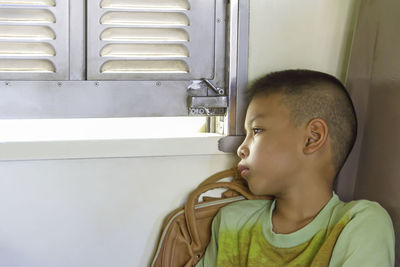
top-left (216, 215), bottom-right (350, 267)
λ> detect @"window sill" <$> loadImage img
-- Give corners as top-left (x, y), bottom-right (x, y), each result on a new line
top-left (0, 134), bottom-right (226, 161)
top-left (0, 117), bottom-right (228, 161)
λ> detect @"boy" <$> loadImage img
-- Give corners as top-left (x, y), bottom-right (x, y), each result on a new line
top-left (197, 70), bottom-right (395, 266)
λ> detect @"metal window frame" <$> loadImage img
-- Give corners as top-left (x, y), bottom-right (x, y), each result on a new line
top-left (226, 0), bottom-right (248, 136)
top-left (0, 0), bottom-right (249, 123)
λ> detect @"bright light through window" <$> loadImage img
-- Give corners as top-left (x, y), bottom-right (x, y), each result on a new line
top-left (0, 117), bottom-right (209, 142)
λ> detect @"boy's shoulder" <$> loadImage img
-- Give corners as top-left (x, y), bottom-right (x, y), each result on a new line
top-left (215, 196), bottom-right (392, 232)
top-left (328, 197), bottom-right (394, 242)
top-left (335, 198), bottom-right (393, 226)
top-left (334, 198), bottom-right (390, 218)
top-left (329, 198), bottom-right (395, 266)
top-left (218, 196), bottom-right (392, 227)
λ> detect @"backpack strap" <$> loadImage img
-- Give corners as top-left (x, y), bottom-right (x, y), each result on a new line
top-left (184, 181), bottom-right (258, 256)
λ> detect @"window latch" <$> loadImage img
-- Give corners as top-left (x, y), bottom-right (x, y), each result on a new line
top-left (202, 79), bottom-right (225, 95)
top-left (189, 96), bottom-right (228, 116)
top-left (188, 79), bottom-right (227, 116)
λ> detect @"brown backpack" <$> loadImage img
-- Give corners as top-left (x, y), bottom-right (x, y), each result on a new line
top-left (151, 168), bottom-right (271, 267)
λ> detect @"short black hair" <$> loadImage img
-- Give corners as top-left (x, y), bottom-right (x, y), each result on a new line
top-left (248, 69), bottom-right (357, 175)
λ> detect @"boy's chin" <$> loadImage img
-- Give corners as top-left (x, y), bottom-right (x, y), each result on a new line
top-left (248, 184), bottom-right (272, 197)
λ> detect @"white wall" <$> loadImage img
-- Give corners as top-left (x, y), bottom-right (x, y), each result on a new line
top-left (0, 1), bottom-right (359, 266)
top-left (248, 0), bottom-right (360, 82)
top-left (0, 150), bottom-right (236, 267)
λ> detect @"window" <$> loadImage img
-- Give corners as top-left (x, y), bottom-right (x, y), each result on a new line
top-left (0, 117), bottom-right (208, 141)
top-left (87, 0), bottom-right (216, 81)
top-left (0, 0), bottom-right (68, 80)
top-left (0, 0), bottom-right (249, 137)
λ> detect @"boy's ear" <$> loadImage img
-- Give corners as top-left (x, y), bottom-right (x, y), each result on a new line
top-left (303, 118), bottom-right (329, 154)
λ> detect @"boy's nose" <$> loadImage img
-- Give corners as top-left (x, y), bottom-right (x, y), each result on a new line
top-left (237, 143), bottom-right (249, 158)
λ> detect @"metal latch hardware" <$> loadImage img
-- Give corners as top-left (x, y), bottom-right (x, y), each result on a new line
top-left (187, 79), bottom-right (227, 116)
top-left (189, 96), bottom-right (228, 116)
top-left (202, 79), bottom-right (225, 95)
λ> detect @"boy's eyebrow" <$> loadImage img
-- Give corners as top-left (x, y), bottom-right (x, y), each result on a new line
top-left (245, 114), bottom-right (266, 128)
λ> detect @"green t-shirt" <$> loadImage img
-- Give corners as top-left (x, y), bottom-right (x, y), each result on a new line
top-left (196, 193), bottom-right (395, 267)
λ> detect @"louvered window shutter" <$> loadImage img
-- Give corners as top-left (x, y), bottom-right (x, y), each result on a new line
top-left (0, 0), bottom-right (69, 80)
top-left (87, 0), bottom-right (216, 80)
top-left (0, 0), bottom-right (244, 120)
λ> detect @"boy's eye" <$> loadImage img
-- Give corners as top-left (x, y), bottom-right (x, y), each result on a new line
top-left (252, 128), bottom-right (263, 135)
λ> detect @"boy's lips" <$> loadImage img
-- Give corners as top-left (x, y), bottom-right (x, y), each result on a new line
top-left (237, 164), bottom-right (250, 177)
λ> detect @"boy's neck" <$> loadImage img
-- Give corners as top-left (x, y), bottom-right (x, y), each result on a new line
top-left (271, 186), bottom-right (333, 234)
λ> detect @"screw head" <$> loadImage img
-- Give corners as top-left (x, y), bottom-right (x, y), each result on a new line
top-left (156, 81), bottom-right (161, 86)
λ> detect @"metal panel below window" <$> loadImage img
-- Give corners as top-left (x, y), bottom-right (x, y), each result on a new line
top-left (0, 81), bottom-right (192, 118)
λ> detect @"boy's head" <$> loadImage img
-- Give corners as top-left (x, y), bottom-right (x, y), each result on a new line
top-left (237, 69), bottom-right (357, 195)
